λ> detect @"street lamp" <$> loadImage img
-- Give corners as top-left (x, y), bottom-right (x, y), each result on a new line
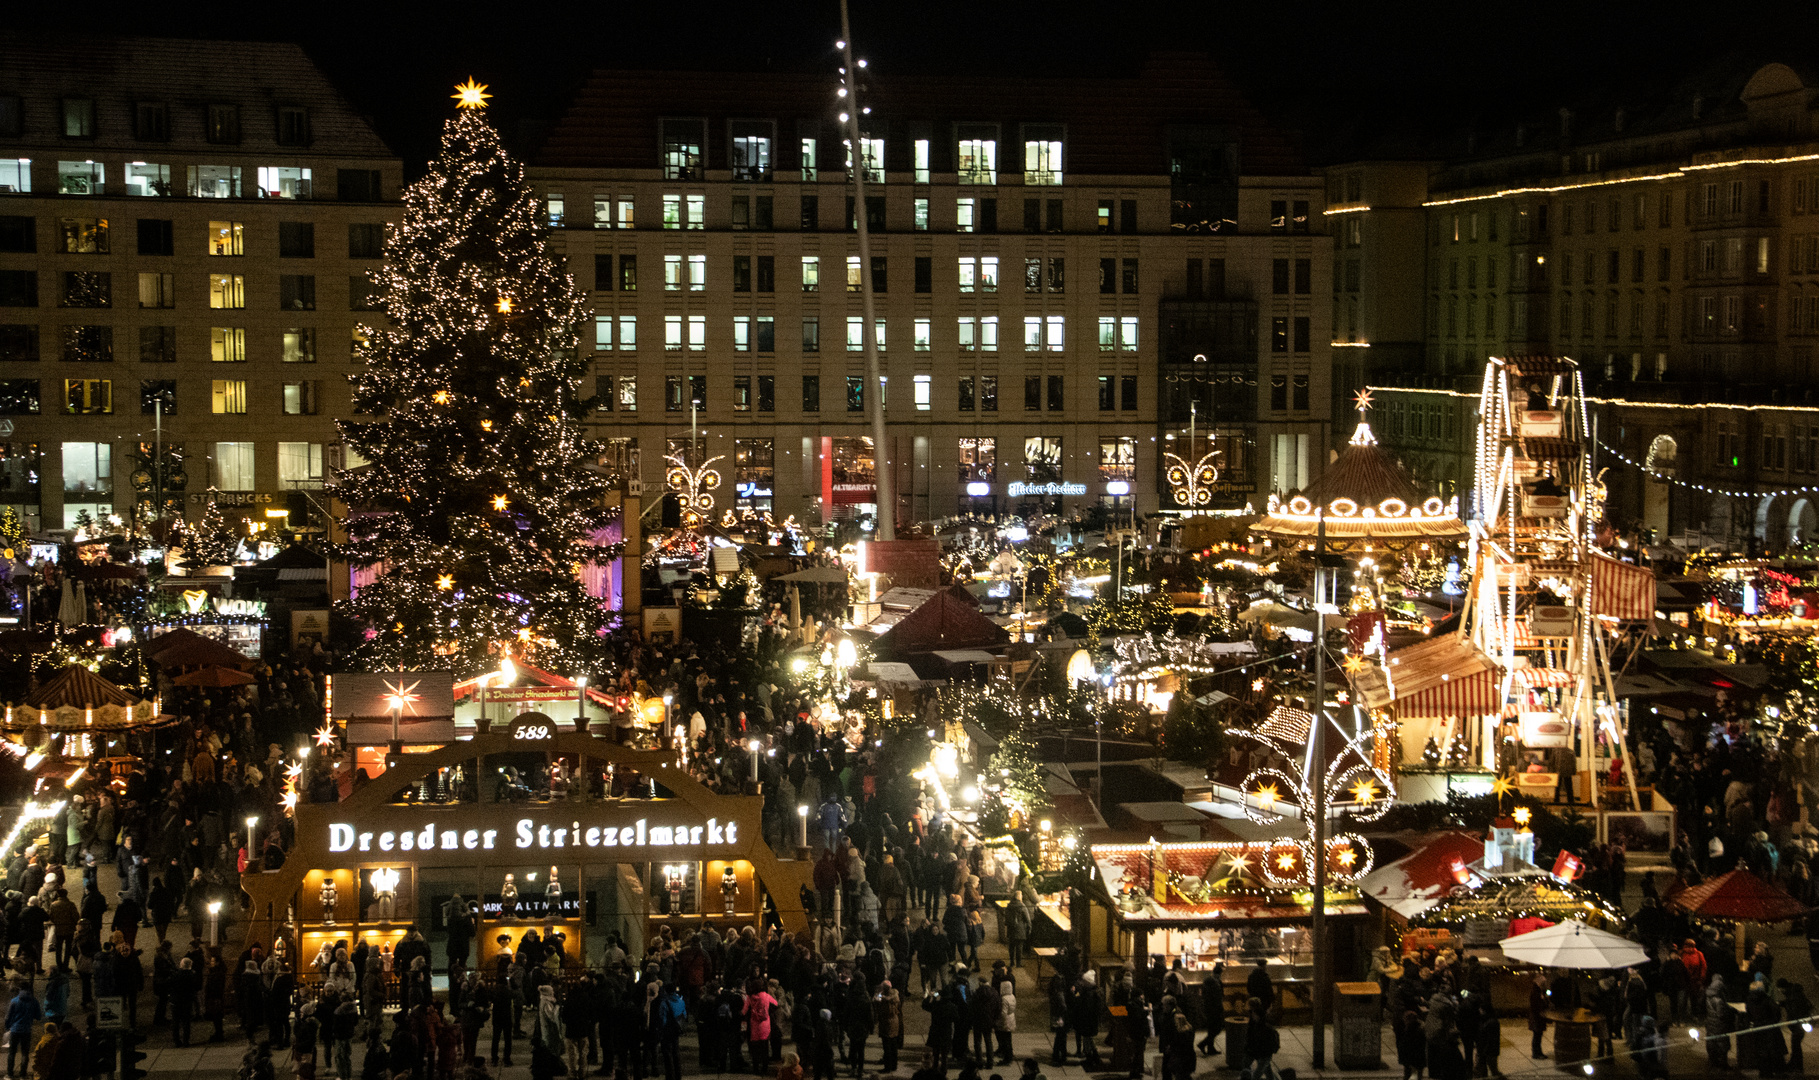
top-left (575, 675), bottom-right (588, 731)
top-left (796, 804), bottom-right (809, 850)
top-left (748, 739), bottom-right (762, 785)
top-left (206, 900), bottom-right (222, 945)
top-left (245, 815), bottom-right (258, 851)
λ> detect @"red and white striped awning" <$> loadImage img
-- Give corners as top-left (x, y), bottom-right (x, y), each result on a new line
top-left (1591, 552), bottom-right (1655, 625)
top-left (1371, 633), bottom-right (1504, 719)
top-left (1514, 667), bottom-right (1576, 688)
top-left (1399, 668), bottom-right (1502, 719)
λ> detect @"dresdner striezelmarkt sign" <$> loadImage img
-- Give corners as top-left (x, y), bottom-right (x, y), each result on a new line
top-left (326, 814), bottom-right (740, 855)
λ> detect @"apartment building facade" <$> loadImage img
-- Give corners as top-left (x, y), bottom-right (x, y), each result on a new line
top-left (0, 36), bottom-right (402, 531)
top-left (1333, 62), bottom-right (1819, 547)
top-left (530, 58), bottom-right (1332, 524)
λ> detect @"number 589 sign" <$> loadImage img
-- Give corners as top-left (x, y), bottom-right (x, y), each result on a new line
top-left (508, 716), bottom-right (555, 741)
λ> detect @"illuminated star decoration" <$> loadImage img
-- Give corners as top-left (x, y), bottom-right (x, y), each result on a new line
top-left (281, 788), bottom-right (299, 812)
top-left (1251, 782), bottom-right (1280, 807)
top-left (452, 78), bottom-right (492, 110)
top-left (1349, 778), bottom-right (1379, 805)
top-left (492, 495), bottom-right (509, 512)
top-left (1491, 775), bottom-right (1516, 798)
top-left (1276, 852), bottom-right (1297, 871)
top-left (1164, 449), bottom-right (1223, 508)
top-left (1337, 847), bottom-right (1358, 868)
top-left (1252, 678), bottom-right (1267, 692)
top-left (313, 724), bottom-right (338, 749)
top-left (1513, 806), bottom-right (1532, 827)
top-left (1220, 851), bottom-right (1251, 876)
top-left (1353, 387), bottom-right (1375, 413)
top-left (433, 390), bottom-right (451, 405)
top-left (383, 678), bottom-right (423, 716)
top-left (496, 296), bottom-right (514, 314)
top-left (437, 573), bottom-right (455, 590)
top-left (1342, 654), bottom-right (1368, 675)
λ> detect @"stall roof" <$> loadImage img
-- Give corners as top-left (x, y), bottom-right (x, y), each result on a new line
top-left (1665, 869), bottom-right (1811, 922)
top-left (1092, 840), bottom-right (1367, 926)
top-left (875, 589), bottom-right (1011, 657)
top-left (878, 587), bottom-right (939, 611)
top-left (931, 649), bottom-right (1001, 663)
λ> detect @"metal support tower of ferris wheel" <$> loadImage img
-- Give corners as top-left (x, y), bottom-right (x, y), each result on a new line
top-left (1466, 355), bottom-right (1640, 814)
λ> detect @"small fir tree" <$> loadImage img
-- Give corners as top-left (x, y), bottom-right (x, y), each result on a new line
top-left (180, 500), bottom-right (241, 569)
top-left (332, 88), bottom-right (614, 676)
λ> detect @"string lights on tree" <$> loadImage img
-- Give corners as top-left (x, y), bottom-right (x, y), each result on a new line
top-left (331, 81), bottom-right (619, 678)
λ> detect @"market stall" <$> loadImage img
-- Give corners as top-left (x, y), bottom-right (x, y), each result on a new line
top-left (1090, 838), bottom-right (1372, 1012)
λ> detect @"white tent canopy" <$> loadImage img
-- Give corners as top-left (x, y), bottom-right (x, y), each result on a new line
top-left (1496, 920), bottom-right (1646, 969)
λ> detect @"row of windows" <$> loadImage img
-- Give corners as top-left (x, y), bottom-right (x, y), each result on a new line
top-left (558, 191), bottom-right (1148, 236)
top-left (0, 97), bottom-right (311, 147)
top-left (654, 121), bottom-right (1064, 186)
top-left (0, 324), bottom-right (356, 364)
top-left (17, 441), bottom-right (321, 504)
top-left (593, 252), bottom-right (1141, 296)
top-left (0, 269), bottom-right (379, 311)
top-left (0, 377), bottom-right (322, 416)
top-left (0, 159), bottom-right (382, 201)
top-left (590, 313), bottom-right (1142, 354)
top-left (0, 215), bottom-right (386, 258)
top-left (603, 371), bottom-right (1143, 415)
top-left (1557, 292), bottom-right (1673, 339)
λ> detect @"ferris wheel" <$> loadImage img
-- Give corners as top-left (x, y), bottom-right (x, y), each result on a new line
top-left (1466, 356), bottom-right (1641, 811)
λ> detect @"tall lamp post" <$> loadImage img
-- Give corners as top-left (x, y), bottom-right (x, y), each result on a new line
top-left (836, 0), bottom-right (893, 539)
top-left (1309, 511), bottom-right (1331, 1068)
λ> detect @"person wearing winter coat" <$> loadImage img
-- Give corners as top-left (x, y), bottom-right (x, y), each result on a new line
top-left (1747, 977), bottom-right (1786, 1076)
top-left (1123, 993), bottom-right (1151, 1080)
top-left (1003, 898), bottom-right (1030, 969)
top-left (44, 1022), bottom-right (79, 1080)
top-left (237, 959), bottom-right (265, 1042)
top-left (1527, 971), bottom-right (1549, 1060)
top-left (746, 979), bottom-right (779, 1076)
top-left (1472, 1000), bottom-right (1500, 1079)
top-left (169, 956), bottom-right (197, 1046)
top-left (6, 986), bottom-right (41, 1077)
top-left (28, 1021), bottom-right (56, 1080)
top-left (993, 981), bottom-right (1017, 1067)
top-left (965, 977), bottom-right (999, 1067)
top-left (293, 1002), bottom-right (320, 1080)
top-left (856, 884), bottom-right (881, 938)
top-left (529, 985), bottom-right (563, 1080)
top-left (1782, 980), bottom-right (1813, 1073)
top-left (1705, 971), bottom-right (1732, 1070)
top-left (1069, 970), bottom-right (1103, 1069)
top-left (922, 982), bottom-right (960, 1075)
top-left (1048, 973), bottom-right (1072, 1067)
top-left (1628, 1015), bottom-right (1666, 1080)
top-left (874, 981), bottom-right (904, 1073)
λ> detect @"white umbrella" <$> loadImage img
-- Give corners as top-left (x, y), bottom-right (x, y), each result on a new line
top-left (1496, 920), bottom-right (1646, 969)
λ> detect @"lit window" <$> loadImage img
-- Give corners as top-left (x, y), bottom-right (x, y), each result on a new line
top-left (544, 193), bottom-right (564, 227)
top-left (913, 140), bottom-right (930, 184)
top-left (688, 315), bottom-right (705, 350)
top-left (1047, 315), bottom-right (1065, 351)
top-left (617, 316), bottom-right (636, 351)
top-left (188, 165), bottom-right (240, 198)
top-left (914, 318), bottom-right (931, 351)
top-left (801, 257), bottom-right (820, 292)
top-left (914, 199), bottom-right (929, 231)
top-left (63, 378), bottom-right (112, 414)
top-left (664, 255), bottom-right (684, 291)
top-left (1023, 127), bottom-right (1064, 185)
top-left (0, 159), bottom-right (29, 194)
top-left (847, 256), bottom-right (863, 292)
top-left (845, 138), bottom-right (884, 184)
top-left (211, 379), bottom-right (247, 414)
top-left (202, 327), bottom-right (239, 362)
top-left (957, 127), bottom-right (997, 185)
top-left (1120, 317), bottom-right (1138, 351)
top-left (278, 442), bottom-right (323, 484)
top-left (57, 161), bottom-right (103, 196)
top-left (913, 374), bottom-right (931, 411)
top-left (208, 274), bottom-right (245, 309)
top-left (208, 221), bottom-right (243, 256)
top-left (214, 441), bottom-right (255, 489)
top-left (686, 196), bottom-right (704, 229)
top-left (956, 198), bottom-right (975, 233)
top-left (123, 163), bottom-right (169, 197)
top-left (688, 255), bottom-right (706, 290)
top-left (255, 166), bottom-right (312, 199)
top-left (980, 316), bottom-right (998, 350)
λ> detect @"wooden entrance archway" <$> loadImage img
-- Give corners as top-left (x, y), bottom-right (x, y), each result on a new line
top-left (239, 728), bottom-right (812, 958)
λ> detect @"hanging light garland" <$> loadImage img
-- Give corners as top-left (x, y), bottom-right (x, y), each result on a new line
top-left (1597, 438), bottom-right (1819, 500)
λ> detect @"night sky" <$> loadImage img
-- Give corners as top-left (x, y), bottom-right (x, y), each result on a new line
top-left (12, 0), bottom-right (1812, 172)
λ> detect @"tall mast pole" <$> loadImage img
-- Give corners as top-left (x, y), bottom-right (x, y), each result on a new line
top-left (1310, 510), bottom-right (1330, 1068)
top-left (837, 0), bottom-right (894, 539)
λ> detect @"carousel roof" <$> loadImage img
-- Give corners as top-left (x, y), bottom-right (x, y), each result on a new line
top-left (1251, 395), bottom-right (1467, 547)
top-left (24, 664), bottom-right (139, 710)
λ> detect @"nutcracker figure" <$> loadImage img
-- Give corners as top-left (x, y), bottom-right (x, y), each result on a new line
top-left (320, 876), bottom-right (338, 925)
top-left (720, 866), bottom-right (738, 916)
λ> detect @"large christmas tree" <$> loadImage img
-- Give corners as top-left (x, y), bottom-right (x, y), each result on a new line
top-left (334, 82), bottom-right (615, 677)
